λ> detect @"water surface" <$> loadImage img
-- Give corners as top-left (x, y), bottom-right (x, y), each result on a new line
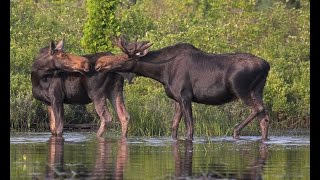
top-left (10, 132), bottom-right (310, 179)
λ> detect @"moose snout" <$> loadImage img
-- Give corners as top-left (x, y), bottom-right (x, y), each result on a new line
top-left (95, 63), bottom-right (109, 72)
top-left (95, 64), bottom-right (102, 71)
top-left (83, 62), bottom-right (90, 72)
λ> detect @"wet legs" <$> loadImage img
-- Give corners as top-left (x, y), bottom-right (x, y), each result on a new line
top-left (93, 98), bottom-right (112, 138)
top-left (171, 101), bottom-right (182, 139)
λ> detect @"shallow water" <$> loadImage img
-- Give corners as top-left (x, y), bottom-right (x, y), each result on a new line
top-left (10, 132), bottom-right (310, 180)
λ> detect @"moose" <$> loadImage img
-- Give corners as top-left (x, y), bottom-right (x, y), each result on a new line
top-left (31, 39), bottom-right (131, 138)
top-left (94, 37), bottom-right (271, 141)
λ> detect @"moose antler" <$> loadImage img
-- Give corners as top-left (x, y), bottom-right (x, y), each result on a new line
top-left (112, 35), bottom-right (129, 54)
top-left (113, 35), bottom-right (153, 56)
top-left (136, 41), bottom-right (153, 52)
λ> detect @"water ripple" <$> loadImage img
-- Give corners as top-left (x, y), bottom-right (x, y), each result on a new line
top-left (10, 132), bottom-right (93, 144)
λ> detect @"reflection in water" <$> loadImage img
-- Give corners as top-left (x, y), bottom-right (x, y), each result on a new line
top-left (92, 138), bottom-right (128, 180)
top-left (46, 136), bottom-right (65, 179)
top-left (172, 140), bottom-right (269, 180)
top-left (172, 140), bottom-right (193, 178)
top-left (247, 143), bottom-right (268, 180)
top-left (10, 133), bottom-right (309, 179)
top-left (44, 136), bottom-right (128, 179)
top-left (114, 138), bottom-right (129, 179)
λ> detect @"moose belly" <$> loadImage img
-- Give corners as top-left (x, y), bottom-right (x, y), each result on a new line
top-left (192, 87), bottom-right (236, 105)
top-left (63, 82), bottom-right (91, 104)
top-left (64, 93), bottom-right (91, 104)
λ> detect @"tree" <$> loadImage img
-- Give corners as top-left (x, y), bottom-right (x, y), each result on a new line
top-left (81, 0), bottom-right (120, 53)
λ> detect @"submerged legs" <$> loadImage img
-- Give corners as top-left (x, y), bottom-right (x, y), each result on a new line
top-left (233, 108), bottom-right (259, 139)
top-left (233, 101), bottom-right (270, 141)
top-left (234, 88), bottom-right (270, 141)
top-left (258, 110), bottom-right (270, 141)
top-left (171, 101), bottom-right (183, 140)
top-left (114, 95), bottom-right (130, 138)
top-left (181, 99), bottom-right (194, 140)
top-left (109, 79), bottom-right (130, 138)
top-left (47, 104), bottom-right (64, 136)
top-left (93, 98), bottom-right (112, 138)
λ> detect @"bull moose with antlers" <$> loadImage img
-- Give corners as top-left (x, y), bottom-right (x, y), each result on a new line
top-left (94, 37), bottom-right (271, 141)
top-left (31, 39), bottom-right (131, 138)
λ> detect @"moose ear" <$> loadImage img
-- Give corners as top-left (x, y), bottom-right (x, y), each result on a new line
top-left (49, 40), bottom-right (55, 55)
top-left (55, 39), bottom-right (64, 50)
top-left (135, 49), bottom-right (149, 57)
top-left (135, 42), bottom-right (152, 57)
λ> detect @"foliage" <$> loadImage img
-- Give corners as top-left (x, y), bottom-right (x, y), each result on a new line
top-left (10, 0), bottom-right (309, 136)
top-left (81, 0), bottom-right (120, 53)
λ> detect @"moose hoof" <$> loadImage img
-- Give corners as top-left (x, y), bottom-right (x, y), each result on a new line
top-left (260, 137), bottom-right (270, 142)
top-left (233, 131), bottom-right (240, 140)
top-left (172, 134), bottom-right (178, 140)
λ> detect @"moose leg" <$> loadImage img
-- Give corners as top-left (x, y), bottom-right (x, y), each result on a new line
top-left (47, 106), bottom-right (55, 134)
top-left (234, 93), bottom-right (259, 139)
top-left (48, 102), bottom-right (64, 136)
top-left (180, 99), bottom-right (194, 140)
top-left (48, 79), bottom-right (65, 136)
top-left (252, 76), bottom-right (270, 141)
top-left (234, 94), bottom-right (268, 140)
top-left (108, 80), bottom-right (130, 138)
top-left (93, 98), bottom-right (112, 138)
top-left (234, 108), bottom-right (268, 141)
top-left (257, 110), bottom-right (270, 142)
top-left (234, 72), bottom-right (270, 140)
top-left (111, 94), bottom-right (130, 138)
top-left (172, 101), bottom-right (182, 140)
top-left (233, 108), bottom-right (259, 139)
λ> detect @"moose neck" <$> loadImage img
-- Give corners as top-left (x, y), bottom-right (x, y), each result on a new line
top-left (130, 49), bottom-right (178, 85)
top-left (132, 60), bottom-right (167, 85)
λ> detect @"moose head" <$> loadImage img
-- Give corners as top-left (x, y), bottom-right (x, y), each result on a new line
top-left (95, 36), bottom-right (152, 72)
top-left (35, 39), bottom-right (90, 74)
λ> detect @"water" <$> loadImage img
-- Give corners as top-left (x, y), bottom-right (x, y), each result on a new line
top-left (10, 132), bottom-right (310, 180)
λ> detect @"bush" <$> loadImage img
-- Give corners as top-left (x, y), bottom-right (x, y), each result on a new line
top-left (81, 0), bottom-right (120, 53)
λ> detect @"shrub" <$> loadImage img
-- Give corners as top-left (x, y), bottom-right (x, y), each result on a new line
top-left (81, 0), bottom-right (120, 53)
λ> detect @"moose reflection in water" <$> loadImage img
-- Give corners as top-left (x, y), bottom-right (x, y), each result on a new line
top-left (10, 133), bottom-right (309, 179)
top-left (44, 136), bottom-right (128, 179)
top-left (171, 140), bottom-right (268, 179)
top-left (172, 140), bottom-right (193, 178)
top-left (46, 136), bottom-right (65, 179)
top-left (31, 39), bottom-right (132, 138)
top-left (92, 138), bottom-right (129, 180)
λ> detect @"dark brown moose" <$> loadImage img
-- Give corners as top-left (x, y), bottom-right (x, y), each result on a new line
top-left (31, 40), bottom-right (130, 138)
top-left (94, 37), bottom-right (271, 141)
